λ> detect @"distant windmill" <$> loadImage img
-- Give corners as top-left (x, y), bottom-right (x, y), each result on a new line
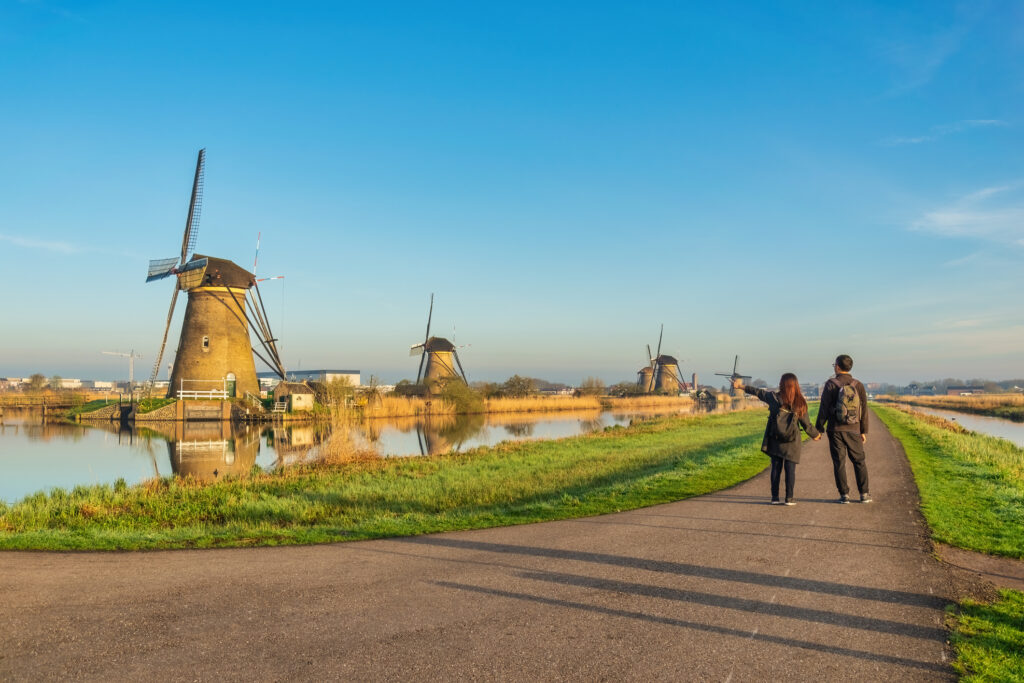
top-left (101, 350), bottom-right (142, 393)
top-left (715, 355), bottom-right (752, 394)
top-left (637, 324), bottom-right (688, 394)
top-left (409, 294), bottom-right (468, 391)
top-left (144, 149), bottom-right (286, 399)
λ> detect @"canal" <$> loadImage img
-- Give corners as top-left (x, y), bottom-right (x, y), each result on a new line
top-left (907, 405), bottom-right (1024, 448)
top-left (0, 402), bottom-right (744, 503)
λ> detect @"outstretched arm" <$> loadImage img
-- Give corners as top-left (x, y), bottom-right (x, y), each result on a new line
top-left (734, 379), bottom-right (770, 404)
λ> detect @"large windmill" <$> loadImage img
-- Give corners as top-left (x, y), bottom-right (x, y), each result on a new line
top-left (145, 149), bottom-right (286, 399)
top-left (715, 355), bottom-right (752, 395)
top-left (637, 324), bottom-right (688, 394)
top-left (409, 294), bottom-right (468, 391)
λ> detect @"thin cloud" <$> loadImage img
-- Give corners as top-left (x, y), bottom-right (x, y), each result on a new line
top-left (912, 181), bottom-right (1024, 243)
top-left (0, 233), bottom-right (81, 254)
top-left (883, 119), bottom-right (1007, 146)
top-left (0, 232), bottom-right (141, 259)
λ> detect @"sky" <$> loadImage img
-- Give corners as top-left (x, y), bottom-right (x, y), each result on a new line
top-left (1, 0), bottom-right (1022, 387)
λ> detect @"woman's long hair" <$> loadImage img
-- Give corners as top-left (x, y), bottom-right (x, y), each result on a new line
top-left (778, 373), bottom-right (808, 417)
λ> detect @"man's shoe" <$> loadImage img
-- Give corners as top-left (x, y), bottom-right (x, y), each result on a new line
top-left (770, 499), bottom-right (782, 505)
top-left (860, 493), bottom-right (873, 503)
top-left (784, 499), bottom-right (796, 506)
top-left (838, 494), bottom-right (850, 504)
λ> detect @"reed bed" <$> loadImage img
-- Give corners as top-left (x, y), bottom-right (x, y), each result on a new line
top-left (605, 395), bottom-right (695, 410)
top-left (484, 395), bottom-right (602, 413)
top-left (361, 395), bottom-right (457, 418)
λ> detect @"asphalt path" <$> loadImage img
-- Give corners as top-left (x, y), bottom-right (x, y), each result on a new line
top-left (1, 412), bottom-right (963, 681)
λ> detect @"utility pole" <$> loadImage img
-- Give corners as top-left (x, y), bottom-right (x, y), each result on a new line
top-left (102, 350), bottom-right (143, 398)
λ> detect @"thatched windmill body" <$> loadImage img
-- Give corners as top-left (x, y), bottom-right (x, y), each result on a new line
top-left (145, 149), bottom-right (286, 399)
top-left (638, 324), bottom-right (688, 394)
top-left (409, 294), bottom-right (468, 391)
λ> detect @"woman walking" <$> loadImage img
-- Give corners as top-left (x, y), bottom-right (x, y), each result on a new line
top-left (733, 374), bottom-right (820, 505)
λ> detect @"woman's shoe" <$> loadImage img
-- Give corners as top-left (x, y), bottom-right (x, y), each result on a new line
top-left (770, 499), bottom-right (782, 505)
top-left (784, 499), bottom-right (796, 506)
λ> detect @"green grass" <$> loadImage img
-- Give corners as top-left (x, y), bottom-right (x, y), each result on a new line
top-left (949, 589), bottom-right (1024, 681)
top-left (873, 405), bottom-right (1024, 559)
top-left (0, 410), bottom-right (769, 551)
top-left (136, 397), bottom-right (175, 414)
top-left (65, 399), bottom-right (115, 416)
top-left (874, 405), bottom-right (1024, 681)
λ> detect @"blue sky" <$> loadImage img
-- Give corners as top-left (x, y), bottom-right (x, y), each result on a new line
top-left (1, 0), bottom-right (1022, 386)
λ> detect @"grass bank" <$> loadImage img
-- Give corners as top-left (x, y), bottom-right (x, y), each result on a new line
top-left (873, 404), bottom-right (1024, 558)
top-left (873, 404), bottom-right (1024, 680)
top-left (0, 411), bottom-right (768, 551)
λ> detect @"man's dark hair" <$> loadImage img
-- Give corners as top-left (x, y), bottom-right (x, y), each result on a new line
top-left (835, 354), bottom-right (853, 372)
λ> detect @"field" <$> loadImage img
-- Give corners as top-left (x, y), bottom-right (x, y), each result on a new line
top-left (879, 393), bottom-right (1024, 421)
top-left (874, 404), bottom-right (1024, 680)
top-left (0, 410), bottom-right (768, 551)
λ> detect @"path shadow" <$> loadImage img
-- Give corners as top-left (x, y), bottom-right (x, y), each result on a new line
top-left (517, 569), bottom-right (945, 639)
top-left (402, 537), bottom-right (944, 609)
top-left (435, 581), bottom-right (948, 674)
top-left (570, 518), bottom-right (919, 552)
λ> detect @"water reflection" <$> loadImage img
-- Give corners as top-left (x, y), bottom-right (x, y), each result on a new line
top-left (0, 400), bottom-right (749, 502)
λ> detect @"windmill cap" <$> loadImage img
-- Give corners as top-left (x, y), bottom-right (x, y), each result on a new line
top-left (425, 337), bottom-right (456, 352)
top-left (657, 355), bottom-right (679, 365)
top-left (191, 255), bottom-right (254, 288)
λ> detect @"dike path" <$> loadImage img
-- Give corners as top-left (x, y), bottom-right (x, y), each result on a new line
top-left (1, 412), bottom-right (973, 681)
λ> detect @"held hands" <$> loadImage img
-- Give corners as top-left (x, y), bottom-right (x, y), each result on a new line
top-left (731, 378), bottom-right (744, 390)
top-left (861, 434), bottom-right (867, 443)
top-left (813, 435), bottom-right (821, 441)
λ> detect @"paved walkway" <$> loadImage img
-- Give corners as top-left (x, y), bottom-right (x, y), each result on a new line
top-left (1, 413), bottom-right (965, 680)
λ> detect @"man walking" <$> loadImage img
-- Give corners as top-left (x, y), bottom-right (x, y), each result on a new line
top-left (816, 354), bottom-right (871, 503)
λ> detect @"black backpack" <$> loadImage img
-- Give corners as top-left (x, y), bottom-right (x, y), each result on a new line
top-left (832, 380), bottom-right (861, 425)
top-left (773, 407), bottom-right (800, 443)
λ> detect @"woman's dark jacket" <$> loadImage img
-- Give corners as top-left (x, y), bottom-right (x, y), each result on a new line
top-left (743, 386), bottom-right (819, 462)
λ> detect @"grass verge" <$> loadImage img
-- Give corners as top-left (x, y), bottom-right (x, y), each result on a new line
top-left (873, 405), bottom-right (1024, 680)
top-left (0, 410), bottom-right (769, 551)
top-left (948, 589), bottom-right (1024, 681)
top-left (873, 405), bottom-right (1024, 558)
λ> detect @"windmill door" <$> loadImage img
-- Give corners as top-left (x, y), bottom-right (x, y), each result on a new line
top-left (226, 373), bottom-right (236, 398)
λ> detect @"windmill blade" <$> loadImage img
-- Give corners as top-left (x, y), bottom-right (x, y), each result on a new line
top-left (180, 148), bottom-right (206, 264)
top-left (733, 355), bottom-right (739, 376)
top-left (647, 344), bottom-right (654, 365)
top-left (147, 287), bottom-right (180, 390)
top-left (416, 349), bottom-right (427, 384)
top-left (147, 257), bottom-right (180, 282)
top-left (423, 293), bottom-right (434, 346)
top-left (453, 348), bottom-right (469, 384)
top-left (409, 344), bottom-right (425, 357)
top-left (656, 324), bottom-right (664, 359)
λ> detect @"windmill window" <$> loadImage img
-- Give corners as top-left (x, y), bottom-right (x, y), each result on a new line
top-left (202, 336), bottom-right (210, 351)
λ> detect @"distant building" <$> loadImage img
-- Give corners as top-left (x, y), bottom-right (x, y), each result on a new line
top-left (56, 378), bottom-right (82, 389)
top-left (82, 380), bottom-right (116, 390)
top-left (0, 377), bottom-right (25, 390)
top-left (275, 369), bottom-right (361, 386)
top-left (946, 385), bottom-right (985, 396)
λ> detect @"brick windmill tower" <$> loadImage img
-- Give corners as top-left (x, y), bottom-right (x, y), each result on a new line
top-left (409, 294), bottom-right (469, 392)
top-left (145, 149), bottom-right (286, 399)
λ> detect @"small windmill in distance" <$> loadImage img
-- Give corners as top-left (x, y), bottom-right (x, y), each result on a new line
top-left (715, 355), bottom-right (752, 397)
top-left (409, 294), bottom-right (468, 393)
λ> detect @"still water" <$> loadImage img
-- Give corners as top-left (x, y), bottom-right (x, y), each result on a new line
top-left (0, 403), bottom-right (734, 503)
top-left (910, 406), bottom-right (1024, 448)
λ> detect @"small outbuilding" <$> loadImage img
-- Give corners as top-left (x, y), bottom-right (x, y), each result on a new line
top-left (272, 381), bottom-right (315, 412)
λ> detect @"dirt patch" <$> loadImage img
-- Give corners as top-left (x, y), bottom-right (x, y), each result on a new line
top-left (936, 542), bottom-right (1024, 596)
